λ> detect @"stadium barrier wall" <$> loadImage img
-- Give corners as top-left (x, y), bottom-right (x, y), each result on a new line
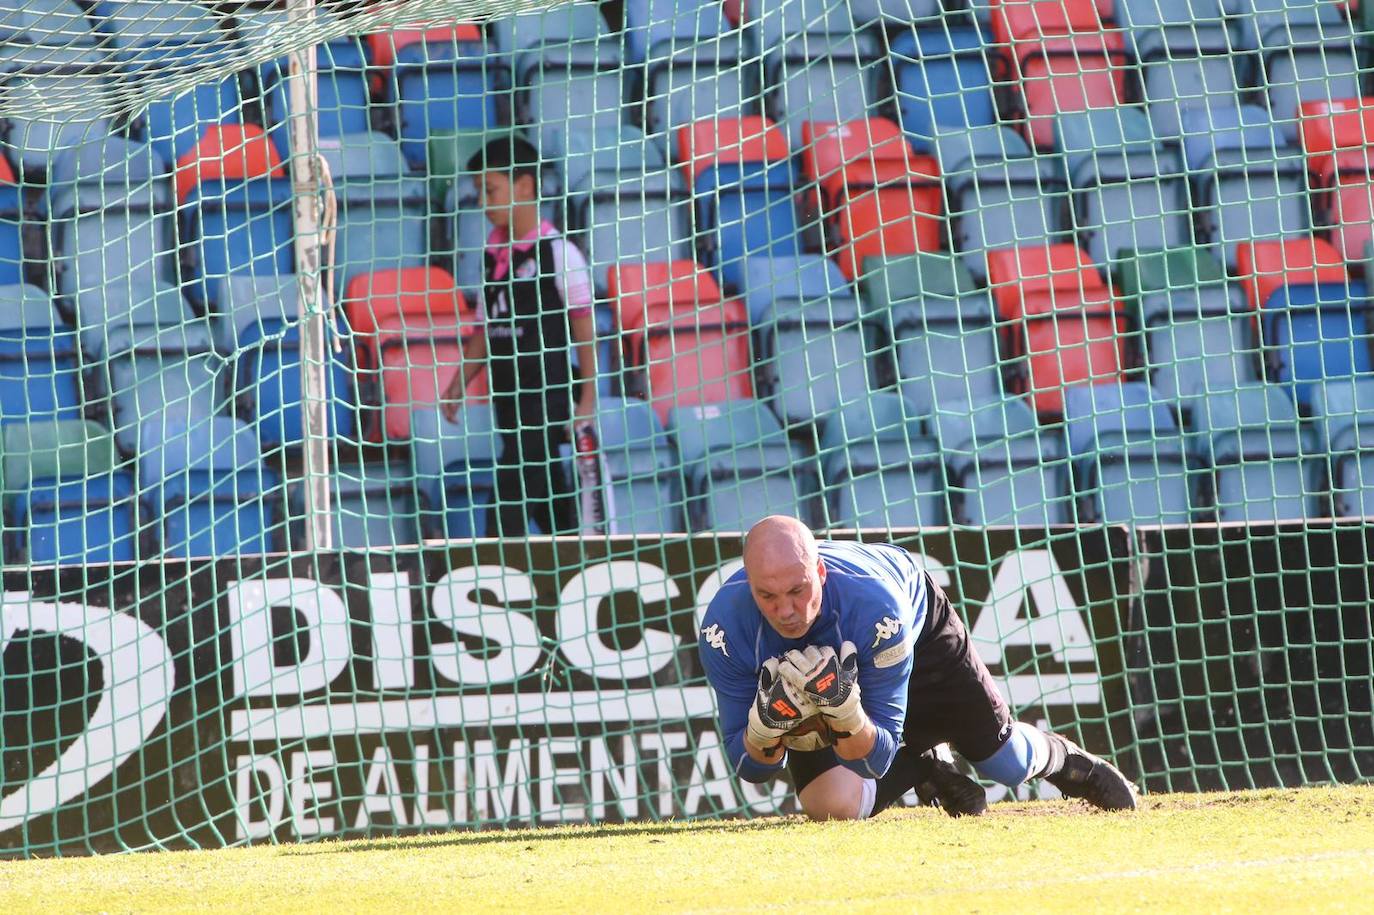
top-left (2, 527), bottom-right (1133, 856)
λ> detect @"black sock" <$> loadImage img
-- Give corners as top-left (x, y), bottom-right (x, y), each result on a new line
top-left (869, 746), bottom-right (936, 817)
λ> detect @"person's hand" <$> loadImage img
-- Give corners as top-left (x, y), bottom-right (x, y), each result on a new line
top-left (440, 375), bottom-right (465, 424)
top-left (570, 390), bottom-right (596, 439)
top-left (745, 657), bottom-right (819, 756)
top-left (778, 641), bottom-right (865, 737)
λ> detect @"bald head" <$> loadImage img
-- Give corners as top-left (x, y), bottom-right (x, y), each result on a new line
top-left (743, 516), bottom-right (826, 639)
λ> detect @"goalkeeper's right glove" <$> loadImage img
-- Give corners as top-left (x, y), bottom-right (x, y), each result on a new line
top-left (746, 657), bottom-right (818, 756)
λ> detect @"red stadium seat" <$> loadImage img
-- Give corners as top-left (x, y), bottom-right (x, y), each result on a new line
top-left (366, 22), bottom-right (482, 69)
top-left (799, 119), bottom-right (943, 281)
top-left (1236, 238), bottom-right (1347, 310)
top-left (173, 124), bottom-right (284, 201)
top-left (1300, 99), bottom-right (1374, 260)
top-left (0, 151), bottom-right (15, 184)
top-left (987, 244), bottom-right (1124, 413)
top-left (993, 0), bottom-right (1128, 147)
top-left (342, 266), bottom-right (481, 439)
top-left (608, 261), bottom-right (753, 424)
top-left (676, 115), bottom-right (789, 188)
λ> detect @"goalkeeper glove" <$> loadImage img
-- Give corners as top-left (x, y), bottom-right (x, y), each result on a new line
top-left (778, 641), bottom-right (866, 737)
top-left (746, 657), bottom-right (819, 756)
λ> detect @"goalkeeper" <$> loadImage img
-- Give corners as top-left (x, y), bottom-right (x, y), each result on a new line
top-left (698, 515), bottom-right (1138, 820)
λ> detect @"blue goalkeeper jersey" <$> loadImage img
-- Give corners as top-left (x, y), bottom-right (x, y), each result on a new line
top-left (697, 540), bottom-right (929, 783)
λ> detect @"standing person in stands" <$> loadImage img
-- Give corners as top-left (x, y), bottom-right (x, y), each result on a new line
top-left (441, 136), bottom-right (597, 537)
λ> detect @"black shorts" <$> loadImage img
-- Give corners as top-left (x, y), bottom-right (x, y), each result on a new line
top-left (787, 573), bottom-right (1012, 793)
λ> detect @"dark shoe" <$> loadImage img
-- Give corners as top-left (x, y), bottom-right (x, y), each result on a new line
top-left (1045, 734), bottom-right (1139, 811)
top-left (914, 750), bottom-right (988, 818)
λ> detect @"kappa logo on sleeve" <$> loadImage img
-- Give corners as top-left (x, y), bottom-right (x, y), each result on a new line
top-left (700, 623), bottom-right (729, 657)
top-left (871, 616), bottom-right (902, 648)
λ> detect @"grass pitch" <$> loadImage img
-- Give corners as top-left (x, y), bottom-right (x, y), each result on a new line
top-left (2, 785), bottom-right (1371, 913)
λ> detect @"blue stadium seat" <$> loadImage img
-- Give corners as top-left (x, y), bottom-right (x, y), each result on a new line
top-left (1055, 107), bottom-right (1192, 265)
top-left (0, 284), bottom-right (81, 425)
top-left (1120, 248), bottom-right (1260, 404)
top-left (0, 0), bottom-right (97, 69)
top-left (259, 31), bottom-right (373, 142)
top-left (91, 0), bottom-right (221, 48)
top-left (391, 30), bottom-right (494, 169)
top-left (890, 25), bottom-right (998, 153)
top-left (235, 315), bottom-right (356, 450)
top-left (569, 168), bottom-right (692, 292)
top-left (743, 255), bottom-right (875, 423)
top-left (139, 414), bottom-right (279, 558)
top-left (287, 461), bottom-right (422, 550)
top-left (1233, 0), bottom-right (1361, 122)
top-left (847, 0), bottom-right (943, 26)
top-left (1117, 0), bottom-right (1239, 138)
top-left (862, 254), bottom-right (1002, 414)
top-left (754, 0), bottom-right (887, 146)
top-left (688, 119), bottom-right (802, 289)
top-left (819, 393), bottom-right (943, 529)
top-left (546, 124), bottom-right (661, 201)
top-left (628, 0), bottom-right (748, 142)
top-left (321, 135), bottom-right (428, 294)
top-left (501, 6), bottom-right (623, 140)
top-left (936, 126), bottom-right (1068, 278)
top-left (670, 399), bottom-right (814, 531)
top-left (1190, 385), bottom-right (1316, 521)
top-left (102, 315), bottom-right (222, 455)
top-left (596, 396), bottom-right (682, 532)
top-left (1180, 105), bottom-right (1307, 266)
top-left (214, 274), bottom-right (294, 353)
top-left (1065, 382), bottom-right (1193, 524)
top-left (2, 420), bottom-right (137, 566)
top-left (180, 130), bottom-right (293, 308)
top-left (1312, 379), bottom-right (1374, 517)
top-left (45, 138), bottom-right (176, 315)
top-left (0, 156), bottom-right (26, 285)
top-left (935, 396), bottom-right (1072, 526)
top-left (1, 64), bottom-right (113, 176)
top-left (411, 403), bottom-right (501, 539)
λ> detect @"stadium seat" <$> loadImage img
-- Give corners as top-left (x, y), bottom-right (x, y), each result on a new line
top-left (1180, 105), bottom-right (1308, 266)
top-left (571, 168), bottom-right (693, 292)
top-left (177, 125), bottom-right (293, 308)
top-left (595, 396), bottom-right (682, 532)
top-left (1117, 247), bottom-right (1259, 403)
top-left (343, 266), bottom-right (480, 441)
top-left (411, 403), bottom-right (501, 538)
top-left (501, 6), bottom-right (623, 141)
top-left (818, 393), bottom-right (944, 529)
top-left (1, 64), bottom-right (114, 176)
top-left (1299, 98), bottom-right (1374, 262)
top-left (2, 420), bottom-right (137, 565)
top-left (92, 0), bottom-right (221, 52)
top-left (1064, 381), bottom-right (1193, 524)
top-left (1311, 378), bottom-right (1374, 517)
top-left (45, 138), bottom-right (176, 313)
top-left (889, 24), bottom-right (999, 153)
top-left (847, 0), bottom-right (943, 27)
top-left (0, 152), bottom-right (26, 286)
top-left (1055, 107), bottom-right (1192, 265)
top-left (609, 261), bottom-right (754, 425)
top-left (800, 119), bottom-right (943, 282)
top-left (634, 0), bottom-right (750, 141)
top-left (136, 72), bottom-right (247, 168)
top-left (992, 0), bottom-right (1129, 148)
top-left (1116, 0), bottom-right (1239, 138)
top-left (259, 30), bottom-right (374, 142)
top-left (235, 314), bottom-right (356, 450)
top-left (741, 255), bottom-right (875, 423)
top-left (214, 274), bottom-right (294, 354)
top-left (1237, 237), bottom-right (1373, 409)
top-left (1233, 0), bottom-right (1361, 123)
top-left (988, 244), bottom-right (1127, 415)
top-left (0, 284), bottom-right (81, 425)
top-left (1190, 385), bottom-right (1317, 521)
top-left (139, 414), bottom-right (280, 558)
top-left (669, 399), bottom-right (813, 531)
top-left (861, 253), bottom-right (1003, 414)
top-left (547, 124), bottom-right (659, 202)
top-left (935, 396), bottom-right (1073, 525)
top-left (378, 24), bottom-right (493, 169)
top-left (0, 0), bottom-right (97, 69)
top-left (753, 0), bottom-right (887, 147)
top-left (679, 117), bottom-right (801, 289)
top-left (287, 461), bottom-right (423, 550)
top-left (936, 126), bottom-right (1068, 279)
top-left (321, 135), bottom-right (429, 294)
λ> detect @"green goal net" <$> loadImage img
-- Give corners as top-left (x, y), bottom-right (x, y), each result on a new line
top-left (1, 0), bottom-right (1372, 857)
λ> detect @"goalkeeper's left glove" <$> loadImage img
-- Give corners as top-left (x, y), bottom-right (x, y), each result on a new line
top-left (746, 657), bottom-right (819, 755)
top-left (778, 641), bottom-right (866, 737)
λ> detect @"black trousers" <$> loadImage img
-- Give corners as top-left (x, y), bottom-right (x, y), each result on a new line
top-left (788, 573), bottom-right (1013, 792)
top-left (489, 417), bottom-right (578, 538)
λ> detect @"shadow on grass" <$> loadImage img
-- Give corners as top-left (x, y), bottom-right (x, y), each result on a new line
top-left (276, 816), bottom-right (804, 857)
